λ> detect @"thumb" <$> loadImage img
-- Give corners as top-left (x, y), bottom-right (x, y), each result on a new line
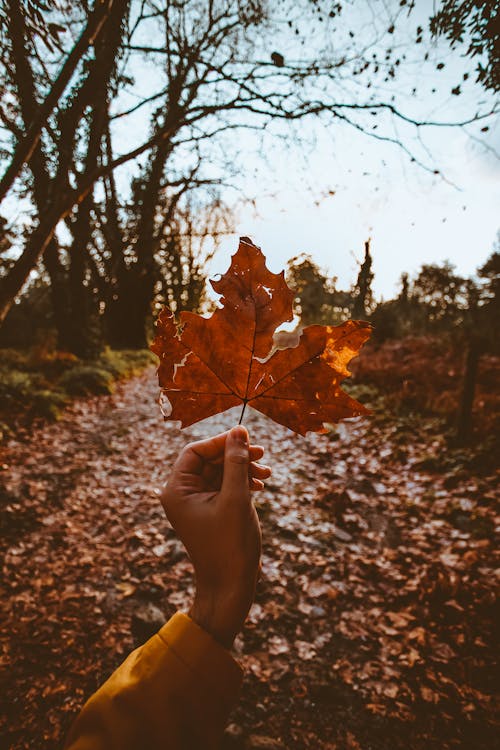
top-left (221, 426), bottom-right (250, 497)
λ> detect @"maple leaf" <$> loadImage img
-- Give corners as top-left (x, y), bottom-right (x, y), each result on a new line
top-left (150, 237), bottom-right (372, 435)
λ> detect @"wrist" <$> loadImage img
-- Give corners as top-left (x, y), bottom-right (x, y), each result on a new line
top-left (189, 591), bottom-right (246, 650)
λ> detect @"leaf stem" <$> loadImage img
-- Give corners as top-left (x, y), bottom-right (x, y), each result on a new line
top-left (238, 401), bottom-right (247, 424)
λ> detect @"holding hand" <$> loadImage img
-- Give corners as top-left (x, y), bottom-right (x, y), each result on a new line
top-left (161, 426), bottom-right (270, 649)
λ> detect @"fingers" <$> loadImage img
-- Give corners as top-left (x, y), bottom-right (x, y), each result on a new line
top-left (249, 462), bottom-right (270, 492)
top-left (250, 462), bottom-right (271, 480)
top-left (249, 445), bottom-right (264, 461)
top-left (176, 428), bottom-right (264, 471)
top-left (199, 444), bottom-right (264, 466)
top-left (221, 425), bottom-right (250, 497)
top-left (175, 431), bottom-right (232, 475)
top-left (250, 477), bottom-right (264, 491)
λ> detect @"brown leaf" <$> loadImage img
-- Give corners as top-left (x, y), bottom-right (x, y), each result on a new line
top-left (151, 237), bottom-right (372, 434)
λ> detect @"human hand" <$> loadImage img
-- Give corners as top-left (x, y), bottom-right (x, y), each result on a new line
top-left (161, 426), bottom-right (270, 649)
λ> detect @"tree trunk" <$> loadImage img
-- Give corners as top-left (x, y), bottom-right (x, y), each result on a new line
top-left (64, 1), bottom-right (129, 357)
top-left (456, 338), bottom-right (481, 445)
top-left (106, 268), bottom-right (153, 349)
top-left (112, 138), bottom-right (171, 348)
top-left (352, 239), bottom-right (374, 319)
top-left (43, 240), bottom-right (73, 350)
top-left (0, 0), bottom-right (130, 336)
top-left (0, 204), bottom-right (64, 324)
top-left (5, 0), bottom-right (72, 347)
top-left (0, 0), bottom-right (115, 203)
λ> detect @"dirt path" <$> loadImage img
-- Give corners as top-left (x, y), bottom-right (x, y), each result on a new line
top-left (0, 369), bottom-right (497, 749)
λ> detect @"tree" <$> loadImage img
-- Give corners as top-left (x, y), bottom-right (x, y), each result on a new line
top-left (429, 0), bottom-right (499, 93)
top-left (287, 253), bottom-right (353, 327)
top-left (411, 261), bottom-right (468, 330)
top-left (352, 239), bottom-right (374, 319)
top-left (456, 243), bottom-right (500, 444)
top-left (0, 0), bottom-right (117, 203)
top-left (0, 0), bottom-right (131, 354)
top-left (288, 254), bottom-right (333, 326)
top-left (0, 0), bottom-right (497, 347)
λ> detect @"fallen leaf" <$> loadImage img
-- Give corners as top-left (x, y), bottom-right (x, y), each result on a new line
top-left (115, 582), bottom-right (136, 597)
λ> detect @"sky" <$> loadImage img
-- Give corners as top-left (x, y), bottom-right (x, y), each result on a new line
top-left (203, 0), bottom-right (500, 300)
top-left (4, 0), bottom-right (498, 302)
top-left (212, 114), bottom-right (500, 299)
top-left (117, 0), bottom-right (500, 301)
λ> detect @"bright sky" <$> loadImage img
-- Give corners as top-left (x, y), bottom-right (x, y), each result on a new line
top-left (212, 115), bottom-right (500, 299)
top-left (5, 0), bottom-right (498, 302)
top-left (202, 2), bottom-right (500, 299)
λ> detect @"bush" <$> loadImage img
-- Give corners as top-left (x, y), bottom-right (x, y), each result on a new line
top-left (0, 370), bottom-right (33, 404)
top-left (351, 335), bottom-right (500, 436)
top-left (0, 348), bottom-right (32, 371)
top-left (0, 346), bottom-right (155, 432)
top-left (97, 348), bottom-right (156, 379)
top-left (30, 389), bottom-right (68, 420)
top-left (30, 349), bottom-right (79, 377)
top-left (59, 365), bottom-right (114, 396)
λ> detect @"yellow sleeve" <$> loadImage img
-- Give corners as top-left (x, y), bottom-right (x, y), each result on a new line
top-left (63, 612), bottom-right (243, 750)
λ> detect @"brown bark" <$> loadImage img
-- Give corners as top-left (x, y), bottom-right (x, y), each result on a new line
top-left (0, 117), bottom-right (177, 329)
top-left (66, 1), bottom-right (128, 357)
top-left (5, 0), bottom-right (72, 348)
top-left (0, 0), bottom-right (115, 204)
top-left (456, 338), bottom-right (481, 445)
top-left (0, 0), bottom-right (130, 349)
top-left (107, 137), bottom-right (173, 349)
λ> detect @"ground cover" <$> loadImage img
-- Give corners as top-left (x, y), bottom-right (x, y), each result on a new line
top-left (0, 368), bottom-right (498, 749)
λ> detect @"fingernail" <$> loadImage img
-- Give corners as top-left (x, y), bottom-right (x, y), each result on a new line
top-left (231, 425), bottom-right (248, 444)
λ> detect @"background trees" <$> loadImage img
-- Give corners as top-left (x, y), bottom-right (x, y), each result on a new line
top-left (283, 235), bottom-right (499, 445)
top-left (0, 0), bottom-right (497, 356)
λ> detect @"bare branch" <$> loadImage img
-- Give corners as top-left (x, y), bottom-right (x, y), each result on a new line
top-left (0, 0), bottom-right (120, 206)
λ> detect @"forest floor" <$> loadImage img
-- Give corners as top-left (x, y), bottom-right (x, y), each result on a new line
top-left (0, 368), bottom-right (498, 750)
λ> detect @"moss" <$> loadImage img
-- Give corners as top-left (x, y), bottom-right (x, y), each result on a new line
top-left (97, 348), bottom-right (156, 379)
top-left (0, 370), bottom-right (33, 403)
top-left (30, 389), bottom-right (69, 420)
top-left (59, 365), bottom-right (115, 396)
top-left (0, 346), bottom-right (155, 428)
top-left (0, 348), bottom-right (32, 371)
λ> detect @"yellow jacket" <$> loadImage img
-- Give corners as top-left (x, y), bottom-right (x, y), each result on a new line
top-left (64, 612), bottom-right (243, 750)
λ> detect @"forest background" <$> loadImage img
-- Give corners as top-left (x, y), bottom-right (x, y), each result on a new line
top-left (0, 1), bottom-right (499, 749)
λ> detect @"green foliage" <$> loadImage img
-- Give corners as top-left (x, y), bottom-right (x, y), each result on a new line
top-left (287, 254), bottom-right (350, 326)
top-left (30, 389), bottom-right (68, 420)
top-left (96, 349), bottom-right (157, 379)
top-left (59, 365), bottom-right (115, 396)
top-left (0, 346), bottom-right (155, 430)
top-left (0, 348), bottom-right (33, 371)
top-left (411, 261), bottom-right (468, 327)
top-left (0, 364), bottom-right (67, 422)
top-left (0, 370), bottom-right (33, 403)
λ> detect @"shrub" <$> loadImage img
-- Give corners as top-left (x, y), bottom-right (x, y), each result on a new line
top-left (0, 348), bottom-right (32, 371)
top-left (97, 348), bottom-right (156, 379)
top-left (0, 346), bottom-right (155, 431)
top-left (96, 349), bottom-right (130, 378)
top-left (0, 370), bottom-right (33, 404)
top-left (30, 389), bottom-right (68, 420)
top-left (31, 349), bottom-right (79, 377)
top-left (120, 349), bottom-right (157, 370)
top-left (59, 365), bottom-right (114, 396)
top-left (351, 335), bottom-right (500, 436)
